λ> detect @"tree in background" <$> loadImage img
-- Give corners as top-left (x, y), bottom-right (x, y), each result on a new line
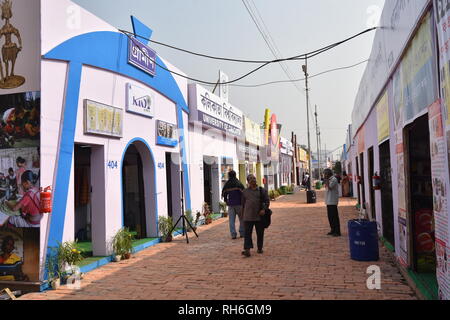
top-left (333, 161), bottom-right (342, 175)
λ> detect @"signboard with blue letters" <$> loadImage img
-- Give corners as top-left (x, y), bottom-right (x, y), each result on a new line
top-left (128, 37), bottom-right (156, 76)
top-left (126, 83), bottom-right (155, 118)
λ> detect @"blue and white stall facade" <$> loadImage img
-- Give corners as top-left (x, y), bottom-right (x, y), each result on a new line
top-left (1, 0), bottom-right (192, 291)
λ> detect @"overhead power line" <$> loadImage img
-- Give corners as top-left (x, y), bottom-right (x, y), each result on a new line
top-left (227, 59), bottom-right (369, 88)
top-left (118, 26), bottom-right (376, 86)
top-left (118, 27), bottom-right (376, 65)
top-left (241, 0), bottom-right (303, 94)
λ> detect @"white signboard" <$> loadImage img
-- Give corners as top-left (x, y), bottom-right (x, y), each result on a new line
top-left (189, 84), bottom-right (243, 136)
top-left (126, 83), bottom-right (155, 118)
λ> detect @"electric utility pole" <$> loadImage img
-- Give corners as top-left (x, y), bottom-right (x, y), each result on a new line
top-left (302, 58), bottom-right (314, 202)
top-left (314, 105), bottom-right (320, 180)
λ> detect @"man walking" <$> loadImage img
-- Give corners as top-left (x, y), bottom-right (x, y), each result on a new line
top-left (222, 170), bottom-right (245, 239)
top-left (324, 168), bottom-right (341, 237)
top-left (241, 174), bottom-right (270, 257)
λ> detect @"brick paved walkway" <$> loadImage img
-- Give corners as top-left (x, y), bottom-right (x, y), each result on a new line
top-left (21, 190), bottom-right (417, 300)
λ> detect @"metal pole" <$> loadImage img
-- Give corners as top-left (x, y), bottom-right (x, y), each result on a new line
top-left (314, 105), bottom-right (320, 180)
top-left (303, 58), bottom-right (313, 191)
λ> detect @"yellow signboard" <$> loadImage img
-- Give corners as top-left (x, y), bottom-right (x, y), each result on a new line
top-left (376, 91), bottom-right (390, 143)
top-left (264, 109), bottom-right (270, 145)
top-left (84, 100), bottom-right (123, 138)
top-left (244, 117), bottom-right (262, 146)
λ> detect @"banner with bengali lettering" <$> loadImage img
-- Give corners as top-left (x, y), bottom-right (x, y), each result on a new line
top-left (188, 84), bottom-right (243, 137)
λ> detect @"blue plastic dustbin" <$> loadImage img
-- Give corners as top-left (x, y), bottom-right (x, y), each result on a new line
top-left (348, 219), bottom-right (379, 261)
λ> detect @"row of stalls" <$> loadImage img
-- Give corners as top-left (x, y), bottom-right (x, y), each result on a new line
top-left (345, 0), bottom-right (450, 300)
top-left (0, 0), bottom-right (302, 291)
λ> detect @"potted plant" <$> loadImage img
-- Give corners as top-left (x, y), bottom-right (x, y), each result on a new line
top-left (194, 211), bottom-right (201, 229)
top-left (202, 203), bottom-right (212, 225)
top-left (55, 241), bottom-right (83, 284)
top-left (158, 216), bottom-right (174, 242)
top-left (185, 210), bottom-right (196, 232)
top-left (219, 201), bottom-right (228, 218)
top-left (112, 228), bottom-right (134, 261)
top-left (45, 251), bottom-right (61, 290)
top-left (269, 190), bottom-right (276, 201)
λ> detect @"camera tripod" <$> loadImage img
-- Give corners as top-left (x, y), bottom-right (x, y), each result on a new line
top-left (167, 169), bottom-right (198, 244)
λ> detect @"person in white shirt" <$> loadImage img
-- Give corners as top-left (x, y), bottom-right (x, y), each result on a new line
top-left (324, 168), bottom-right (341, 237)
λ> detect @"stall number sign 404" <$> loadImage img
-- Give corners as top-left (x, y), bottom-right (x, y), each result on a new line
top-left (107, 161), bottom-right (119, 169)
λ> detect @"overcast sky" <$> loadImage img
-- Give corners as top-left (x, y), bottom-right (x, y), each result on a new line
top-left (73, 0), bottom-right (385, 159)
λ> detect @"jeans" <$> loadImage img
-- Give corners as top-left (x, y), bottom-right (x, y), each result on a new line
top-left (244, 221), bottom-right (265, 250)
top-left (228, 206), bottom-right (244, 238)
top-left (327, 205), bottom-right (341, 235)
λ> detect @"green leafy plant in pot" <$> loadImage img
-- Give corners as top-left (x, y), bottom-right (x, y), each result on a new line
top-left (185, 210), bottom-right (196, 232)
top-left (219, 201), bottom-right (228, 218)
top-left (55, 241), bottom-right (84, 284)
top-left (112, 227), bottom-right (134, 261)
top-left (202, 202), bottom-right (212, 224)
top-left (158, 216), bottom-right (174, 242)
top-left (45, 249), bottom-right (61, 290)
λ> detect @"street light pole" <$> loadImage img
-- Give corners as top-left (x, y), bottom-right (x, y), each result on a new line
top-left (302, 58), bottom-right (313, 193)
top-left (314, 105), bottom-right (320, 180)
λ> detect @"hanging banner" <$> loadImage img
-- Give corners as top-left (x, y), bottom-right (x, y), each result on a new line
top-left (393, 13), bottom-right (437, 128)
top-left (428, 100), bottom-right (450, 300)
top-left (394, 87), bottom-right (408, 266)
top-left (432, 0), bottom-right (450, 299)
top-left (244, 117), bottom-right (262, 146)
top-left (377, 90), bottom-right (390, 143)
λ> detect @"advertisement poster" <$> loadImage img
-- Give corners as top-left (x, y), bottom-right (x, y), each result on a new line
top-left (429, 102), bottom-right (449, 243)
top-left (84, 100), bottom-right (123, 138)
top-left (0, 0), bottom-right (40, 95)
top-left (434, 0), bottom-right (450, 299)
top-left (156, 120), bottom-right (178, 147)
top-left (392, 13), bottom-right (436, 127)
top-left (0, 91), bottom-right (40, 283)
top-left (377, 90), bottom-right (390, 143)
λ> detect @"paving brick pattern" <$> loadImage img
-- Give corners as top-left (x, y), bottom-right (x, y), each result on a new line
top-left (20, 191), bottom-right (417, 300)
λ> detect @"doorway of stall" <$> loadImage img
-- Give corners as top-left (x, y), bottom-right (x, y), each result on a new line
top-left (74, 145), bottom-right (92, 247)
top-left (368, 147), bottom-right (376, 220)
top-left (405, 115), bottom-right (435, 276)
top-left (122, 144), bottom-right (147, 239)
top-left (379, 140), bottom-right (395, 248)
top-left (166, 152), bottom-right (182, 228)
top-left (203, 156), bottom-right (220, 214)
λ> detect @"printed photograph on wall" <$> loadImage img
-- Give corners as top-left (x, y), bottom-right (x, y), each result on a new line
top-left (0, 91), bottom-right (40, 149)
top-left (0, 227), bottom-right (39, 282)
top-left (0, 147), bottom-right (40, 228)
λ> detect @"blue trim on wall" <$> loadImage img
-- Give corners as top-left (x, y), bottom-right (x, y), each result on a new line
top-left (121, 138), bottom-right (158, 236)
top-left (44, 32), bottom-right (189, 114)
top-left (131, 16), bottom-right (153, 44)
top-left (43, 28), bottom-right (191, 259)
top-left (47, 62), bottom-right (83, 249)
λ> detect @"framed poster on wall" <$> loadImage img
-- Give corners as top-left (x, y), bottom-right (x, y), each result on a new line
top-left (84, 100), bottom-right (123, 138)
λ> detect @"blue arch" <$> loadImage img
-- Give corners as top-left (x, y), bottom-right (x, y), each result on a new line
top-left (121, 138), bottom-right (158, 236)
top-left (45, 30), bottom-right (191, 249)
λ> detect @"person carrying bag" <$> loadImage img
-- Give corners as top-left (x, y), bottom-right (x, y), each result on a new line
top-left (241, 174), bottom-right (271, 257)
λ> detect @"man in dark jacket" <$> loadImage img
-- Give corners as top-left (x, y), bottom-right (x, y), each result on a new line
top-left (222, 171), bottom-right (245, 239)
top-left (241, 174), bottom-right (270, 257)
